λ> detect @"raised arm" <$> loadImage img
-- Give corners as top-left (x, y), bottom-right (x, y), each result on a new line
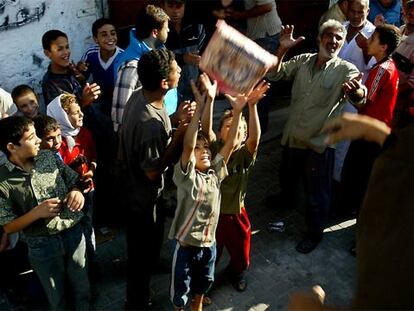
top-left (181, 83), bottom-right (207, 170)
top-left (245, 80), bottom-right (270, 154)
top-left (269, 25), bottom-right (305, 73)
top-left (220, 93), bottom-right (248, 163)
top-left (198, 73), bottom-right (218, 143)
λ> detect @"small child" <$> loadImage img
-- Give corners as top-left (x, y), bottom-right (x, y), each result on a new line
top-left (78, 18), bottom-right (124, 117)
top-left (11, 85), bottom-right (40, 119)
top-left (203, 79), bottom-right (268, 292)
top-left (168, 73), bottom-right (247, 311)
top-left (46, 93), bottom-right (97, 271)
top-left (41, 29), bottom-right (101, 107)
top-left (33, 115), bottom-right (63, 158)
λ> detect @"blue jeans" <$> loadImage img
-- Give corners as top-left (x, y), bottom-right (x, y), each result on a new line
top-left (26, 223), bottom-right (90, 310)
top-left (170, 241), bottom-right (216, 308)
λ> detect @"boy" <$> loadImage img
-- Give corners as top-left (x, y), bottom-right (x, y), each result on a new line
top-left (201, 77), bottom-right (269, 292)
top-left (33, 115), bottom-right (62, 153)
top-left (79, 18), bottom-right (123, 117)
top-left (0, 116), bottom-right (89, 310)
top-left (169, 74), bottom-right (247, 311)
top-left (41, 29), bottom-right (101, 107)
top-left (11, 85), bottom-right (40, 119)
top-left (121, 48), bottom-right (186, 309)
top-left (341, 24), bottom-right (401, 253)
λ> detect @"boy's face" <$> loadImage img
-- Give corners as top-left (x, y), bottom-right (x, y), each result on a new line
top-left (367, 32), bottom-right (386, 57)
top-left (194, 138), bottom-right (212, 172)
top-left (40, 128), bottom-right (62, 151)
top-left (94, 24), bottom-right (117, 52)
top-left (164, 1), bottom-right (185, 24)
top-left (44, 36), bottom-right (71, 69)
top-left (219, 116), bottom-right (247, 147)
top-left (66, 103), bottom-right (84, 128)
top-left (15, 92), bottom-right (39, 119)
top-left (9, 125), bottom-right (41, 160)
top-left (167, 60), bottom-right (181, 89)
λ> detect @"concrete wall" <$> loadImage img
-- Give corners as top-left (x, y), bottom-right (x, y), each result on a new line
top-left (0, 0), bottom-right (106, 98)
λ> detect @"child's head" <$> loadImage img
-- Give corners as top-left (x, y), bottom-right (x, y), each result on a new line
top-left (0, 116), bottom-right (40, 159)
top-left (92, 18), bottom-right (117, 53)
top-left (367, 24), bottom-right (401, 57)
top-left (218, 109), bottom-right (248, 147)
top-left (33, 115), bottom-right (62, 151)
top-left (11, 85), bottom-right (39, 119)
top-left (194, 131), bottom-right (212, 172)
top-left (60, 93), bottom-right (84, 129)
top-left (138, 48), bottom-right (180, 91)
top-left (42, 29), bottom-right (70, 69)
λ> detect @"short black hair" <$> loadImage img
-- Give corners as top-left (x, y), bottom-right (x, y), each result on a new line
top-left (11, 84), bottom-right (36, 103)
top-left (135, 5), bottom-right (169, 40)
top-left (0, 116), bottom-right (34, 156)
top-left (42, 29), bottom-right (68, 50)
top-left (374, 24), bottom-right (401, 55)
top-left (33, 115), bottom-right (60, 139)
top-left (92, 18), bottom-right (115, 37)
top-left (138, 48), bottom-right (175, 91)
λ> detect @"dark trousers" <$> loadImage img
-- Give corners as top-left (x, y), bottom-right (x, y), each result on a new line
top-left (126, 200), bottom-right (165, 309)
top-left (279, 146), bottom-right (334, 239)
top-left (341, 139), bottom-right (382, 216)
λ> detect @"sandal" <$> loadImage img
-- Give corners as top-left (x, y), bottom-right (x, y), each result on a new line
top-left (232, 275), bottom-right (248, 292)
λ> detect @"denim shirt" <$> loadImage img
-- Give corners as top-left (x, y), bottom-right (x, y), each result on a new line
top-left (0, 150), bottom-right (82, 236)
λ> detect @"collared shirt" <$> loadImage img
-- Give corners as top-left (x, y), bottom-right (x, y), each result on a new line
top-left (244, 0), bottom-right (282, 40)
top-left (0, 150), bottom-right (82, 237)
top-left (267, 53), bottom-right (361, 153)
top-left (169, 155), bottom-right (228, 247)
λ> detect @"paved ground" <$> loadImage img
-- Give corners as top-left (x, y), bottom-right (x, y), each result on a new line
top-left (0, 97), bottom-right (358, 310)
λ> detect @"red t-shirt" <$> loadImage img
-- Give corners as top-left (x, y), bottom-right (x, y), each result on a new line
top-left (360, 58), bottom-right (399, 126)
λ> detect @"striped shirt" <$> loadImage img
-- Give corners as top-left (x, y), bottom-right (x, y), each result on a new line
top-left (245, 0), bottom-right (282, 40)
top-left (169, 155), bottom-right (228, 247)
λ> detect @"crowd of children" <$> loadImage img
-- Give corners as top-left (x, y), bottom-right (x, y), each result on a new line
top-left (0, 0), bottom-right (414, 310)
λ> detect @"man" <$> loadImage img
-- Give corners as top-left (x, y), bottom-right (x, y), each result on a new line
top-left (333, 0), bottom-right (375, 185)
top-left (319, 0), bottom-right (349, 26)
top-left (112, 5), bottom-right (180, 132)
top-left (267, 20), bottom-right (366, 254)
top-left (121, 48), bottom-right (186, 310)
top-left (224, 0), bottom-right (283, 132)
top-left (163, 0), bottom-right (206, 101)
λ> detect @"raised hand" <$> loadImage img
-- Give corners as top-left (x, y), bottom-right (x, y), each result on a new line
top-left (279, 25), bottom-right (305, 51)
top-left (81, 82), bottom-right (101, 106)
top-left (225, 93), bottom-right (248, 112)
top-left (198, 73), bottom-right (218, 101)
top-left (247, 80), bottom-right (270, 106)
top-left (176, 100), bottom-right (196, 123)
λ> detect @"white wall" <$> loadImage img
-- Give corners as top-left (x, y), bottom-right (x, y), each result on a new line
top-left (0, 0), bottom-right (105, 98)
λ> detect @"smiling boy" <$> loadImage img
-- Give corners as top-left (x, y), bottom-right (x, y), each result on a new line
top-left (0, 116), bottom-right (89, 310)
top-left (11, 85), bottom-right (40, 119)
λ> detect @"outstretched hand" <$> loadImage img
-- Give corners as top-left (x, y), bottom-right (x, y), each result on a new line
top-left (343, 73), bottom-right (364, 102)
top-left (279, 25), bottom-right (305, 51)
top-left (225, 93), bottom-right (248, 112)
top-left (247, 80), bottom-right (270, 106)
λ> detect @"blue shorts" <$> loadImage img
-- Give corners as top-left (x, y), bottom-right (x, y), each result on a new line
top-left (170, 241), bottom-right (216, 308)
